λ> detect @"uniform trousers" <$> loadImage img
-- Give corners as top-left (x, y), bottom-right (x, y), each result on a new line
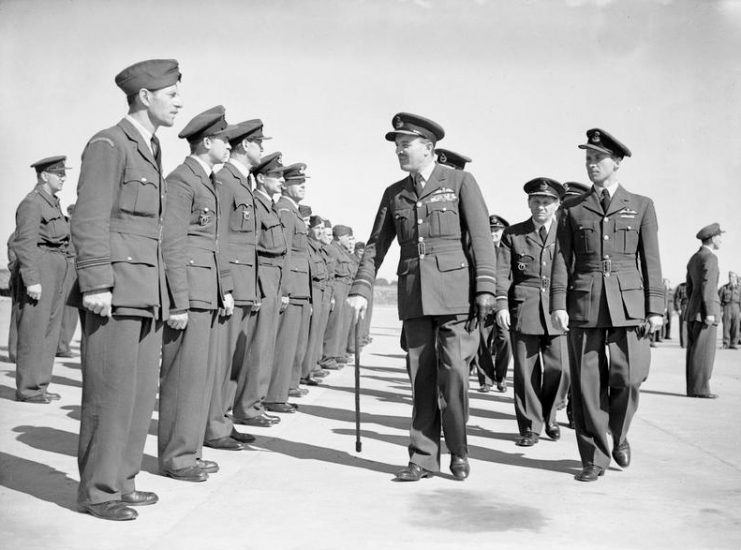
top-left (322, 282), bottom-right (350, 360)
top-left (267, 298), bottom-right (310, 403)
top-left (300, 287), bottom-right (329, 379)
top-left (568, 326), bottom-right (650, 469)
top-left (678, 310), bottom-right (688, 348)
top-left (721, 305), bottom-right (739, 347)
top-left (404, 314), bottom-right (478, 471)
top-left (77, 313), bottom-right (161, 505)
top-left (233, 294), bottom-right (281, 419)
top-left (159, 309), bottom-right (220, 471)
top-left (205, 307), bottom-right (252, 441)
top-left (476, 320), bottom-right (511, 386)
top-left (7, 289), bottom-right (18, 362)
top-left (512, 332), bottom-right (568, 435)
top-left (15, 250), bottom-right (69, 399)
top-left (56, 256), bottom-right (79, 354)
top-left (686, 320), bottom-right (717, 396)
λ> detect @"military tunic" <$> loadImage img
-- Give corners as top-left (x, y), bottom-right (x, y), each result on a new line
top-left (551, 184), bottom-right (663, 469)
top-left (718, 282), bottom-right (740, 348)
top-left (12, 185), bottom-right (70, 400)
top-left (159, 156), bottom-right (232, 472)
top-left (73, 118), bottom-right (167, 506)
top-left (349, 163), bottom-right (496, 471)
top-left (300, 236), bottom-right (332, 379)
top-left (496, 219), bottom-right (568, 436)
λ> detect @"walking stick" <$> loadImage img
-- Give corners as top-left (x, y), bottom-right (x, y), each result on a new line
top-left (354, 321), bottom-right (362, 453)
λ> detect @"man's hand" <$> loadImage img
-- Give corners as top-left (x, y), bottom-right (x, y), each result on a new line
top-left (496, 309), bottom-right (511, 330)
top-left (26, 284), bottom-right (42, 301)
top-left (704, 314), bottom-right (716, 326)
top-left (647, 314), bottom-right (663, 333)
top-left (280, 296), bottom-right (289, 312)
top-left (466, 293), bottom-right (495, 332)
top-left (346, 295), bottom-right (368, 324)
top-left (82, 289), bottom-right (113, 318)
top-left (223, 293), bottom-right (234, 316)
top-left (167, 311), bottom-right (188, 330)
top-left (551, 309), bottom-right (569, 332)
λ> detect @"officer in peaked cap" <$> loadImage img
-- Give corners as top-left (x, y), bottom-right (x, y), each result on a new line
top-left (221, 119), bottom-right (271, 176)
top-left (685, 223), bottom-right (723, 398)
top-left (159, 105), bottom-right (235, 481)
top-left (435, 149), bottom-right (472, 170)
top-left (551, 128), bottom-right (663, 482)
top-left (232, 151), bottom-right (289, 427)
top-left (74, 59), bottom-right (182, 520)
top-left (563, 181), bottom-right (590, 198)
top-left (347, 112), bottom-right (496, 482)
top-left (12, 155), bottom-right (72, 404)
top-left (495, 177), bottom-right (568, 448)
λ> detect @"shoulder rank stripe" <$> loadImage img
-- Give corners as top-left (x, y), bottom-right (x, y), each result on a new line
top-left (88, 137), bottom-right (115, 148)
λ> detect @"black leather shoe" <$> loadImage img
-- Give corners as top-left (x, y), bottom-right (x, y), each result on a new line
top-left (234, 415), bottom-right (273, 427)
top-left (545, 423), bottom-right (561, 441)
top-left (612, 441), bottom-right (631, 468)
top-left (690, 393), bottom-right (718, 399)
top-left (300, 376), bottom-right (320, 386)
top-left (230, 430), bottom-right (256, 444)
top-left (17, 394), bottom-right (51, 404)
top-left (121, 491), bottom-right (158, 506)
top-left (450, 455), bottom-right (470, 480)
top-left (496, 379), bottom-right (507, 393)
top-left (321, 360), bottom-right (340, 370)
top-left (204, 436), bottom-right (245, 451)
top-left (515, 431), bottom-right (539, 447)
top-left (575, 465), bottom-right (605, 482)
top-left (163, 465), bottom-right (208, 482)
top-left (56, 350), bottom-right (75, 358)
top-left (196, 459), bottom-right (219, 473)
top-left (266, 403), bottom-right (296, 413)
top-left (395, 462), bottom-right (431, 482)
top-left (262, 412), bottom-right (281, 423)
top-left (312, 369), bottom-right (329, 378)
top-left (81, 501), bottom-right (137, 521)
top-left (44, 391), bottom-right (61, 401)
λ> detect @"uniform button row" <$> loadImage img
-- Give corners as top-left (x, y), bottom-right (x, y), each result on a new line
top-left (418, 237), bottom-right (424, 242)
top-left (417, 219), bottom-right (422, 225)
top-left (604, 235), bottom-right (609, 240)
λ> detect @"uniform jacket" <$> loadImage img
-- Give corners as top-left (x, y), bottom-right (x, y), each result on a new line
top-left (327, 241), bottom-right (351, 285)
top-left (550, 184), bottom-right (663, 328)
top-left (718, 283), bottom-right (740, 308)
top-left (308, 236), bottom-right (330, 292)
top-left (349, 163), bottom-right (496, 320)
top-left (216, 162), bottom-right (258, 306)
top-left (162, 156), bottom-right (232, 311)
top-left (71, 118), bottom-right (167, 317)
top-left (674, 282), bottom-right (688, 314)
top-left (495, 218), bottom-right (562, 335)
top-left (275, 196), bottom-right (311, 300)
top-left (685, 246), bottom-right (720, 322)
top-left (12, 185), bottom-right (70, 287)
top-left (254, 190), bottom-right (288, 300)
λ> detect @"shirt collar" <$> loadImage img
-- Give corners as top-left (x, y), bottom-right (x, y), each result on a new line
top-left (189, 155), bottom-right (212, 176)
top-left (256, 188), bottom-right (273, 202)
top-left (228, 158), bottom-right (251, 178)
top-left (532, 217), bottom-right (554, 233)
top-left (592, 180), bottom-right (620, 199)
top-left (415, 161), bottom-right (436, 184)
top-left (125, 114), bottom-right (154, 152)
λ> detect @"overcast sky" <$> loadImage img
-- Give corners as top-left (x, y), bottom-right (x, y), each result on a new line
top-left (1, 0), bottom-right (739, 282)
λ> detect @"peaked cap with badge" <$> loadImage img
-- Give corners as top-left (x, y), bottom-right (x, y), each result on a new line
top-left (252, 152), bottom-right (285, 177)
top-left (489, 215), bottom-right (510, 229)
top-left (523, 177), bottom-right (564, 199)
top-left (435, 149), bottom-right (471, 170)
top-left (31, 155), bottom-right (71, 174)
top-left (283, 163), bottom-right (309, 183)
top-left (178, 105), bottom-right (228, 142)
top-left (222, 119), bottom-right (272, 145)
top-left (385, 112), bottom-right (445, 143)
top-left (578, 128), bottom-right (632, 158)
top-left (563, 181), bottom-right (590, 197)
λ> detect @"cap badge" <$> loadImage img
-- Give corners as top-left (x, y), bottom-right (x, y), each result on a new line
top-left (439, 153), bottom-right (447, 163)
top-left (394, 116), bottom-right (403, 129)
top-left (539, 181), bottom-right (548, 191)
top-left (277, 154), bottom-right (283, 164)
top-left (591, 131), bottom-right (601, 144)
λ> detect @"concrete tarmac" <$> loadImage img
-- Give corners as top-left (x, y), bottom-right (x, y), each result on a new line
top-left (0, 298), bottom-right (739, 550)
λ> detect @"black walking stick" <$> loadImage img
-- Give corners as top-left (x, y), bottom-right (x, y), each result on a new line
top-left (354, 321), bottom-right (362, 453)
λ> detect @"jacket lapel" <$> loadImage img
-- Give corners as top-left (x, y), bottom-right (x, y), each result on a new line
top-left (606, 184), bottom-right (632, 216)
top-left (581, 187), bottom-right (604, 216)
top-left (118, 118), bottom-right (159, 172)
top-left (184, 156), bottom-right (217, 200)
top-left (418, 164), bottom-right (446, 200)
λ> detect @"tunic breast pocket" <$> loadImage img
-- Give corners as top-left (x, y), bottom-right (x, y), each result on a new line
top-left (191, 201), bottom-right (215, 229)
top-left (230, 198), bottom-right (254, 233)
top-left (262, 218), bottom-right (285, 249)
top-left (41, 209), bottom-right (66, 239)
top-left (427, 202), bottom-right (460, 238)
top-left (575, 221), bottom-right (598, 254)
top-left (119, 169), bottom-right (160, 217)
top-left (393, 208), bottom-right (413, 241)
top-left (615, 220), bottom-right (639, 253)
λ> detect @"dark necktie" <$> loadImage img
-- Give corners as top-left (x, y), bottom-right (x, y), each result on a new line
top-left (600, 188), bottom-right (611, 213)
top-left (539, 224), bottom-right (548, 243)
top-left (414, 173), bottom-right (424, 197)
top-left (151, 135), bottom-right (162, 171)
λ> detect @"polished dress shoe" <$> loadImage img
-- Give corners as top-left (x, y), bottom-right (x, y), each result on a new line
top-left (575, 464), bottom-right (605, 482)
top-left (496, 379), bottom-right (507, 393)
top-left (690, 393), bottom-right (718, 399)
top-left (234, 415), bottom-right (273, 427)
top-left (337, 355), bottom-right (349, 364)
top-left (262, 412), bottom-right (281, 423)
top-left (266, 403), bottom-right (296, 413)
top-left (121, 491), bottom-right (159, 506)
top-left (204, 436), bottom-right (245, 451)
top-left (300, 376), bottom-right (320, 386)
top-left (17, 394), bottom-right (51, 404)
top-left (478, 384), bottom-right (491, 393)
top-left (230, 430), bottom-right (256, 444)
top-left (612, 441), bottom-right (631, 468)
top-left (312, 369), bottom-right (329, 378)
top-left (395, 462), bottom-right (431, 482)
top-left (288, 388), bottom-right (307, 398)
top-left (163, 465), bottom-right (208, 482)
top-left (450, 455), bottom-right (470, 480)
top-left (81, 501), bottom-right (137, 521)
top-left (515, 431), bottom-right (539, 447)
top-left (56, 350), bottom-right (76, 358)
top-left (44, 391), bottom-right (61, 401)
top-left (545, 423), bottom-right (561, 441)
top-left (197, 459), bottom-right (219, 473)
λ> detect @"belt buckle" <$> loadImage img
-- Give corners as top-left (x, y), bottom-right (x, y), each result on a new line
top-left (541, 277), bottom-right (550, 291)
top-left (602, 259), bottom-right (612, 275)
top-left (417, 242), bottom-right (426, 257)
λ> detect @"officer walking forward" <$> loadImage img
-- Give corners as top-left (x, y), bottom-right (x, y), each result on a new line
top-left (347, 113), bottom-right (496, 481)
top-left (551, 128), bottom-right (663, 482)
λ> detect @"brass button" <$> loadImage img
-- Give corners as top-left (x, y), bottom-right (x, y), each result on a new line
top-left (604, 217), bottom-right (609, 222)
top-left (417, 219), bottom-right (423, 225)
top-left (189, 260), bottom-right (194, 264)
top-left (127, 256), bottom-right (132, 261)
top-left (603, 255), bottom-right (609, 259)
top-left (416, 202), bottom-right (422, 207)
top-left (418, 237), bottom-right (424, 242)
top-left (140, 177), bottom-right (146, 182)
top-left (604, 235), bottom-right (609, 240)
top-left (442, 207), bottom-right (447, 212)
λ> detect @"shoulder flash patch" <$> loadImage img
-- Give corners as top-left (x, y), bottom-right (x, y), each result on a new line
top-left (89, 136), bottom-right (115, 148)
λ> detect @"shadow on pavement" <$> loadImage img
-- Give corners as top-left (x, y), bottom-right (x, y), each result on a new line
top-left (641, 389), bottom-right (688, 398)
top-left (370, 353), bottom-right (406, 361)
top-left (298, 403), bottom-right (410, 431)
top-left (12, 425), bottom-right (78, 457)
top-left (60, 405), bottom-right (159, 438)
top-left (0, 451), bottom-right (79, 512)
top-left (50, 374), bottom-right (82, 389)
top-left (0, 383), bottom-right (16, 402)
top-left (322, 384), bottom-right (413, 407)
